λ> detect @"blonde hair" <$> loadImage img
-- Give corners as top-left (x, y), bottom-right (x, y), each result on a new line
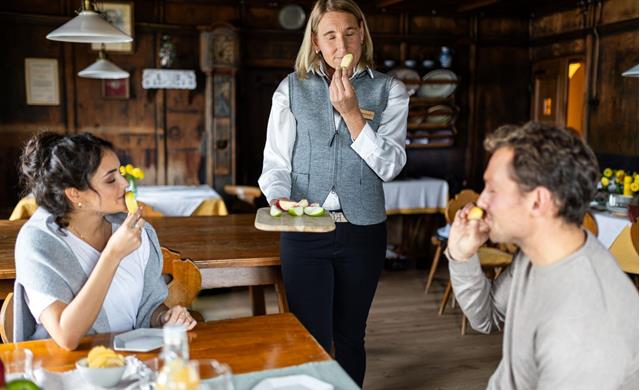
top-left (294, 0), bottom-right (374, 79)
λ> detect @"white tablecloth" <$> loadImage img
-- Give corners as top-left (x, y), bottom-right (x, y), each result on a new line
top-left (383, 177), bottom-right (449, 215)
top-left (136, 185), bottom-right (222, 216)
top-left (592, 209), bottom-right (631, 248)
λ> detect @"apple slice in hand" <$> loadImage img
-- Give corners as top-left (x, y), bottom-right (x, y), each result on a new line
top-left (125, 191), bottom-right (138, 213)
top-left (270, 205), bottom-right (283, 217)
top-left (276, 199), bottom-right (298, 211)
top-left (340, 53), bottom-right (353, 68)
top-left (467, 206), bottom-right (484, 220)
top-left (303, 206), bottom-right (325, 217)
top-left (288, 206), bottom-right (304, 216)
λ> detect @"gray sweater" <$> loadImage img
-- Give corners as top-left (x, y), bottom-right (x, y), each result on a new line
top-left (13, 207), bottom-right (168, 342)
top-left (448, 232), bottom-right (638, 389)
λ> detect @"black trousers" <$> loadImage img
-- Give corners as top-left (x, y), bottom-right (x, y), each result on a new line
top-left (280, 221), bottom-right (386, 387)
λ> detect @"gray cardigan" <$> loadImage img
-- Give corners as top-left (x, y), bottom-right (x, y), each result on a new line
top-left (13, 207), bottom-right (168, 342)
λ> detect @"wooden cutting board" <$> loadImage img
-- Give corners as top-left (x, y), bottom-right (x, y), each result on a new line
top-left (254, 207), bottom-right (336, 233)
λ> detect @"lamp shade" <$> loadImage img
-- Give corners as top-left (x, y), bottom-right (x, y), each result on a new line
top-left (622, 64), bottom-right (639, 77)
top-left (78, 58), bottom-right (129, 79)
top-left (47, 10), bottom-right (132, 43)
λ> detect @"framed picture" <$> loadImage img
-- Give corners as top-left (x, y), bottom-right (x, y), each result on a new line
top-left (91, 1), bottom-right (134, 53)
top-left (102, 78), bottom-right (130, 99)
top-left (24, 58), bottom-right (60, 105)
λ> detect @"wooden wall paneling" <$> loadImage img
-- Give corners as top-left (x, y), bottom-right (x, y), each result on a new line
top-left (410, 15), bottom-right (469, 36)
top-left (531, 58), bottom-right (568, 126)
top-left (164, 32), bottom-right (206, 185)
top-left (587, 30), bottom-right (638, 158)
top-left (530, 7), bottom-right (587, 39)
top-left (601, 0), bottom-right (639, 25)
top-left (531, 38), bottom-right (586, 61)
top-left (164, 2), bottom-right (238, 26)
top-left (366, 12), bottom-right (401, 34)
top-left (63, 43), bottom-right (77, 133)
top-left (0, 0), bottom-right (64, 15)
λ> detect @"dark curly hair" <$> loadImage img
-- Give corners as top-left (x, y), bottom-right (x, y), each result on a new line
top-left (484, 122), bottom-right (599, 226)
top-left (19, 131), bottom-right (115, 228)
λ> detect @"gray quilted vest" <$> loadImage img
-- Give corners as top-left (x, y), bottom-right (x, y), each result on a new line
top-left (288, 70), bottom-right (392, 225)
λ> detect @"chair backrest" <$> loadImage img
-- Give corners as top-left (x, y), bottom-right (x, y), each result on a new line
top-left (224, 185), bottom-right (262, 206)
top-left (445, 189), bottom-right (479, 224)
top-left (609, 222), bottom-right (639, 275)
top-left (161, 247), bottom-right (202, 308)
top-left (582, 211), bottom-right (599, 236)
top-left (0, 292), bottom-right (14, 343)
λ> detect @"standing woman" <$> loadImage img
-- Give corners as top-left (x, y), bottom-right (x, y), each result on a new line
top-left (14, 132), bottom-right (196, 349)
top-left (258, 0), bottom-right (408, 385)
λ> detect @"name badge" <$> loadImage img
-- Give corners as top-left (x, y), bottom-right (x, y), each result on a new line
top-left (360, 108), bottom-right (375, 121)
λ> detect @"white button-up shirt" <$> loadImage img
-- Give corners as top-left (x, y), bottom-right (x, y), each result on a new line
top-left (258, 67), bottom-right (409, 210)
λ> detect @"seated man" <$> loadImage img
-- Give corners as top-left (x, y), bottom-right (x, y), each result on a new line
top-left (446, 122), bottom-right (638, 389)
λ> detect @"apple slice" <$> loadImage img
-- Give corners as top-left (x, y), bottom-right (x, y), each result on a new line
top-left (468, 206), bottom-right (484, 220)
top-left (303, 206), bottom-right (325, 217)
top-left (124, 191), bottom-right (138, 213)
top-left (298, 199), bottom-right (309, 208)
top-left (340, 53), bottom-right (353, 68)
top-left (288, 206), bottom-right (304, 217)
top-left (310, 202), bottom-right (320, 207)
top-left (276, 199), bottom-right (298, 211)
top-left (270, 205), bottom-right (283, 217)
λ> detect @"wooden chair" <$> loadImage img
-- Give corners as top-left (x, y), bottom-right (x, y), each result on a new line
top-left (161, 247), bottom-right (203, 307)
top-left (0, 292), bottom-right (14, 343)
top-left (582, 211), bottom-right (599, 236)
top-left (424, 190), bottom-right (479, 293)
top-left (223, 185), bottom-right (262, 206)
top-left (609, 222), bottom-right (639, 276)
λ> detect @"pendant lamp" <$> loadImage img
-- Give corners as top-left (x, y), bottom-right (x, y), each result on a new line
top-left (622, 64), bottom-right (639, 77)
top-left (47, 0), bottom-right (132, 43)
top-left (78, 48), bottom-right (129, 79)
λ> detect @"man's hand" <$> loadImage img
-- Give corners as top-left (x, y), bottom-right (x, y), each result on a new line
top-left (447, 203), bottom-right (490, 261)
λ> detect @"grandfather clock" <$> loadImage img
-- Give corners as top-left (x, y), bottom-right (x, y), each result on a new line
top-left (199, 24), bottom-right (239, 193)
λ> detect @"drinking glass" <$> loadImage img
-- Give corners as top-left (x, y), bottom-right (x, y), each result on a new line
top-left (189, 359), bottom-right (234, 390)
top-left (0, 348), bottom-right (33, 382)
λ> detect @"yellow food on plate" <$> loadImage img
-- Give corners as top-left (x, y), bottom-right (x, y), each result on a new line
top-left (125, 191), bottom-right (138, 213)
top-left (340, 53), bottom-right (353, 68)
top-left (87, 346), bottom-right (125, 368)
top-left (467, 206), bottom-right (484, 220)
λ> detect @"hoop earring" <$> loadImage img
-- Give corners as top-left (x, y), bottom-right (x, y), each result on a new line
top-left (315, 49), bottom-right (320, 55)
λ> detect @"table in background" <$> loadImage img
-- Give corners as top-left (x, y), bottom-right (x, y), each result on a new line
top-left (382, 177), bottom-right (449, 263)
top-left (136, 185), bottom-right (228, 216)
top-left (591, 209), bottom-right (631, 248)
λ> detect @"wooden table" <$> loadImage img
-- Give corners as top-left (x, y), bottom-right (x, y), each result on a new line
top-left (0, 313), bottom-right (330, 373)
top-left (0, 215), bottom-right (283, 314)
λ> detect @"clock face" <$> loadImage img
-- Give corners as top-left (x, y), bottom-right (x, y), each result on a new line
top-left (213, 34), bottom-right (234, 65)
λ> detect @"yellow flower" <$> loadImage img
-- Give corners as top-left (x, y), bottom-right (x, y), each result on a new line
top-left (624, 176), bottom-right (633, 183)
top-left (131, 167), bottom-right (145, 180)
top-left (616, 169), bottom-right (625, 179)
top-left (603, 168), bottom-right (613, 177)
top-left (119, 166), bottom-right (126, 176)
top-left (601, 177), bottom-right (609, 187)
top-left (125, 164), bottom-right (134, 175)
top-left (632, 182), bottom-right (639, 192)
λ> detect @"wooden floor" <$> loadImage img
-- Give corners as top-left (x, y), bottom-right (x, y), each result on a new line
top-left (192, 266), bottom-right (503, 390)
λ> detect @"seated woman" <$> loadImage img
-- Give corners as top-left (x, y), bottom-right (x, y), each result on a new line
top-left (14, 132), bottom-right (196, 349)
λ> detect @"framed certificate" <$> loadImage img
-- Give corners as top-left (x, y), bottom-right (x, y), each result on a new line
top-left (102, 78), bottom-right (130, 99)
top-left (24, 58), bottom-right (60, 106)
top-left (91, 1), bottom-right (135, 53)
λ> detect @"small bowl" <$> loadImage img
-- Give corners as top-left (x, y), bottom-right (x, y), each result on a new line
top-left (76, 358), bottom-right (126, 388)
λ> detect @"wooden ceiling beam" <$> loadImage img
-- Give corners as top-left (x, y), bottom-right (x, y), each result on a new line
top-left (456, 0), bottom-right (501, 13)
top-left (375, 0), bottom-right (405, 8)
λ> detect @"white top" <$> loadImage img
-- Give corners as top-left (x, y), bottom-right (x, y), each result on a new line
top-left (591, 209), bottom-right (631, 247)
top-left (258, 68), bottom-right (409, 210)
top-left (24, 224), bottom-right (150, 333)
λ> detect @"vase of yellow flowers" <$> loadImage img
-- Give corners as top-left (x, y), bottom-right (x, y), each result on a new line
top-left (599, 168), bottom-right (638, 210)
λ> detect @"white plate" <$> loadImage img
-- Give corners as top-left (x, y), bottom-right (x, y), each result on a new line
top-left (424, 105), bottom-right (454, 125)
top-left (388, 67), bottom-right (420, 96)
top-left (279, 4), bottom-right (306, 30)
top-left (113, 328), bottom-right (164, 352)
top-left (252, 374), bottom-right (334, 390)
top-left (418, 69), bottom-right (458, 98)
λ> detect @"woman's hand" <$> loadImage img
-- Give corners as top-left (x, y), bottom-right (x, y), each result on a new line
top-left (161, 305), bottom-right (197, 330)
top-left (103, 209), bottom-right (144, 260)
top-left (447, 203), bottom-right (490, 261)
top-left (330, 67), bottom-right (366, 139)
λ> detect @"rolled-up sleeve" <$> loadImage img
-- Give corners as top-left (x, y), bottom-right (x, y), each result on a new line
top-left (351, 78), bottom-right (408, 182)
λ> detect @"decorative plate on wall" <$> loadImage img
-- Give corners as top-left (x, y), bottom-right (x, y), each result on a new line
top-left (418, 69), bottom-right (458, 98)
top-left (279, 4), bottom-right (306, 30)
